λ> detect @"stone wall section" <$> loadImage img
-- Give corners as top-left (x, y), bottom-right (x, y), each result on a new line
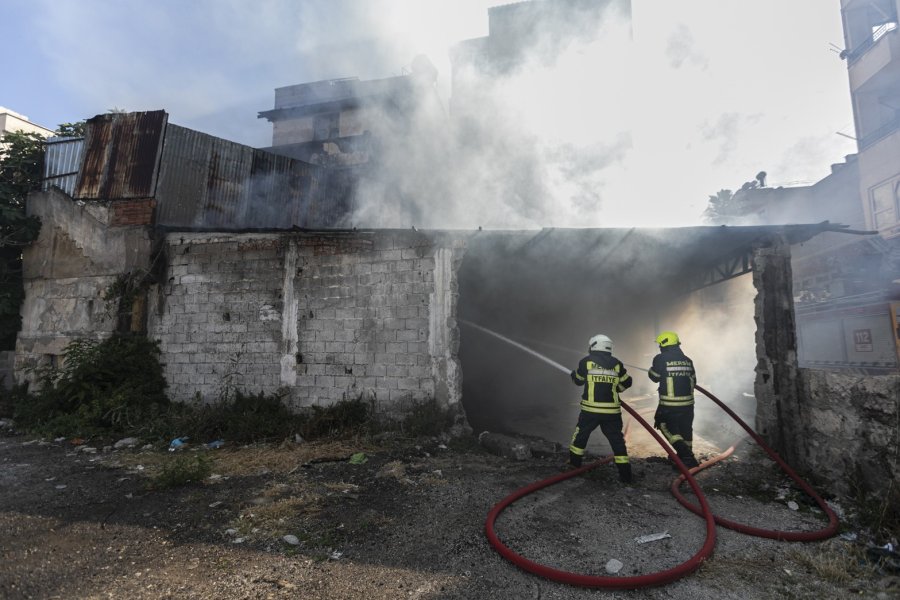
top-left (147, 230), bottom-right (465, 412)
top-left (15, 189), bottom-right (155, 378)
top-left (799, 370), bottom-right (899, 499)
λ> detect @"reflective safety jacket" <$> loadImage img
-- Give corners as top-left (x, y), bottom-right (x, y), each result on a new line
top-left (648, 345), bottom-right (696, 407)
top-left (570, 351), bottom-right (633, 414)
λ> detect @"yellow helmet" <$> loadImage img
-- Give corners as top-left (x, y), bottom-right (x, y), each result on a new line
top-left (655, 331), bottom-right (680, 347)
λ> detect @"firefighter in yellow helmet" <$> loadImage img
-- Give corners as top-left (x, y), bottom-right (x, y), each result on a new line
top-left (566, 334), bottom-right (634, 483)
top-left (648, 331), bottom-right (699, 469)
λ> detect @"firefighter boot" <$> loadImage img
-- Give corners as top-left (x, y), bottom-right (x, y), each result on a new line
top-left (561, 451), bottom-right (582, 472)
top-left (616, 462), bottom-right (633, 484)
top-left (673, 441), bottom-right (699, 469)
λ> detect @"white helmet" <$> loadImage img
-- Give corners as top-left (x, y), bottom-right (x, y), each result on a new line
top-left (589, 334), bottom-right (613, 353)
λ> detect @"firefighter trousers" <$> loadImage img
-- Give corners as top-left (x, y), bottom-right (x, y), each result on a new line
top-left (655, 405), bottom-right (698, 468)
top-left (568, 411), bottom-right (631, 482)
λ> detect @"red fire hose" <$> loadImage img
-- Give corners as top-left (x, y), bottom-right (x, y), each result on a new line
top-left (469, 322), bottom-right (838, 588)
top-left (484, 402), bottom-right (718, 589)
top-left (485, 385), bottom-right (838, 588)
top-left (669, 384), bottom-right (840, 541)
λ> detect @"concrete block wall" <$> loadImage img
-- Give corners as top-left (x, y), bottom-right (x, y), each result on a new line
top-left (147, 230), bottom-right (465, 413)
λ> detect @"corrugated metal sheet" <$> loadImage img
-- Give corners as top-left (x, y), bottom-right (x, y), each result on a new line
top-left (42, 110), bottom-right (345, 229)
top-left (155, 124), bottom-right (331, 229)
top-left (42, 136), bottom-right (84, 196)
top-left (74, 110), bottom-right (167, 199)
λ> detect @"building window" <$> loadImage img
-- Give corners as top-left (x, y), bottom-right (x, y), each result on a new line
top-left (871, 179), bottom-right (899, 230)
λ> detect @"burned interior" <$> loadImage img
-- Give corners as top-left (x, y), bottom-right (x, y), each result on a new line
top-left (457, 225), bottom-right (832, 452)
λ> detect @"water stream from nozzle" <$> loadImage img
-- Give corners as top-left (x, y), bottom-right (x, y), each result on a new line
top-left (460, 319), bottom-right (649, 374)
top-left (459, 319), bottom-right (570, 375)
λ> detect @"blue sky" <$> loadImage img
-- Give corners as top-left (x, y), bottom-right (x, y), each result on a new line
top-left (2, 0), bottom-right (858, 226)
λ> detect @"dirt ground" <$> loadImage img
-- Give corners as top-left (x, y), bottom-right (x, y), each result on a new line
top-left (1, 425), bottom-right (897, 600)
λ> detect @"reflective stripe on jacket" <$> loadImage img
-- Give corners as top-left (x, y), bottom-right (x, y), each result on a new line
top-left (571, 351), bottom-right (632, 414)
top-left (648, 345), bottom-right (696, 407)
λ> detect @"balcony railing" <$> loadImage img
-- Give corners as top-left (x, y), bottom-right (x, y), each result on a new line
top-left (858, 113), bottom-right (900, 150)
top-left (845, 21), bottom-right (897, 64)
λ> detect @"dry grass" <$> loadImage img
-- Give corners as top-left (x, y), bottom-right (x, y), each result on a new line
top-left (210, 439), bottom-right (384, 476)
top-left (789, 540), bottom-right (876, 585)
top-left (105, 439), bottom-right (387, 480)
top-left (239, 494), bottom-right (323, 532)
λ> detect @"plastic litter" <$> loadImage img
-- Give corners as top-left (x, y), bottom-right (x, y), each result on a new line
top-left (114, 437), bottom-right (139, 449)
top-left (169, 437), bottom-right (189, 451)
top-left (282, 535), bottom-right (300, 546)
top-left (205, 440), bottom-right (225, 450)
top-left (635, 532), bottom-right (672, 544)
top-left (348, 452), bottom-right (368, 465)
top-left (329, 550), bottom-right (343, 560)
top-left (787, 501), bottom-right (799, 511)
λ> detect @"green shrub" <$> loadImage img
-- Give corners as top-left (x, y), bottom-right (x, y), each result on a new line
top-left (12, 333), bottom-right (168, 436)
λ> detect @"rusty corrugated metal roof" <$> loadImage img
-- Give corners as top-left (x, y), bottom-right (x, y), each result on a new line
top-left (74, 111), bottom-right (167, 199)
top-left (155, 124), bottom-right (329, 229)
top-left (55, 110), bottom-right (349, 229)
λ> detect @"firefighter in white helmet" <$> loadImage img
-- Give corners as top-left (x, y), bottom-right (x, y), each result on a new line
top-left (648, 331), bottom-right (699, 469)
top-left (566, 333), bottom-right (634, 483)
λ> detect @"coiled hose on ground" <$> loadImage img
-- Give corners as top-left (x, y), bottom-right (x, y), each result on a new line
top-left (473, 323), bottom-right (840, 589)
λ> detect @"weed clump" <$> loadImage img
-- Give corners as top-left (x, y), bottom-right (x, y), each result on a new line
top-left (400, 398), bottom-right (456, 437)
top-left (8, 334), bottom-right (168, 437)
top-left (148, 454), bottom-right (212, 489)
top-left (299, 397), bottom-right (374, 440)
top-left (1, 335), bottom-right (455, 447)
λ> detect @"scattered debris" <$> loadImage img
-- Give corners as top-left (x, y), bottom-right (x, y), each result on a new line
top-left (0, 419), bottom-right (15, 430)
top-left (282, 535), bottom-right (300, 546)
top-left (294, 434), bottom-right (304, 444)
top-left (208, 501), bottom-right (223, 508)
top-left (169, 437), bottom-right (189, 451)
top-left (605, 558), bottom-right (623, 574)
top-left (205, 440), bottom-right (225, 450)
top-left (55, 485), bottom-right (67, 490)
top-left (329, 550), bottom-right (343, 560)
top-left (376, 461), bottom-right (406, 480)
top-left (76, 446), bottom-right (98, 455)
top-left (787, 501), bottom-right (799, 511)
top-left (867, 544), bottom-right (900, 574)
top-left (478, 432), bottom-right (530, 461)
top-left (114, 437), bottom-right (139, 450)
top-left (635, 532), bottom-right (672, 544)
